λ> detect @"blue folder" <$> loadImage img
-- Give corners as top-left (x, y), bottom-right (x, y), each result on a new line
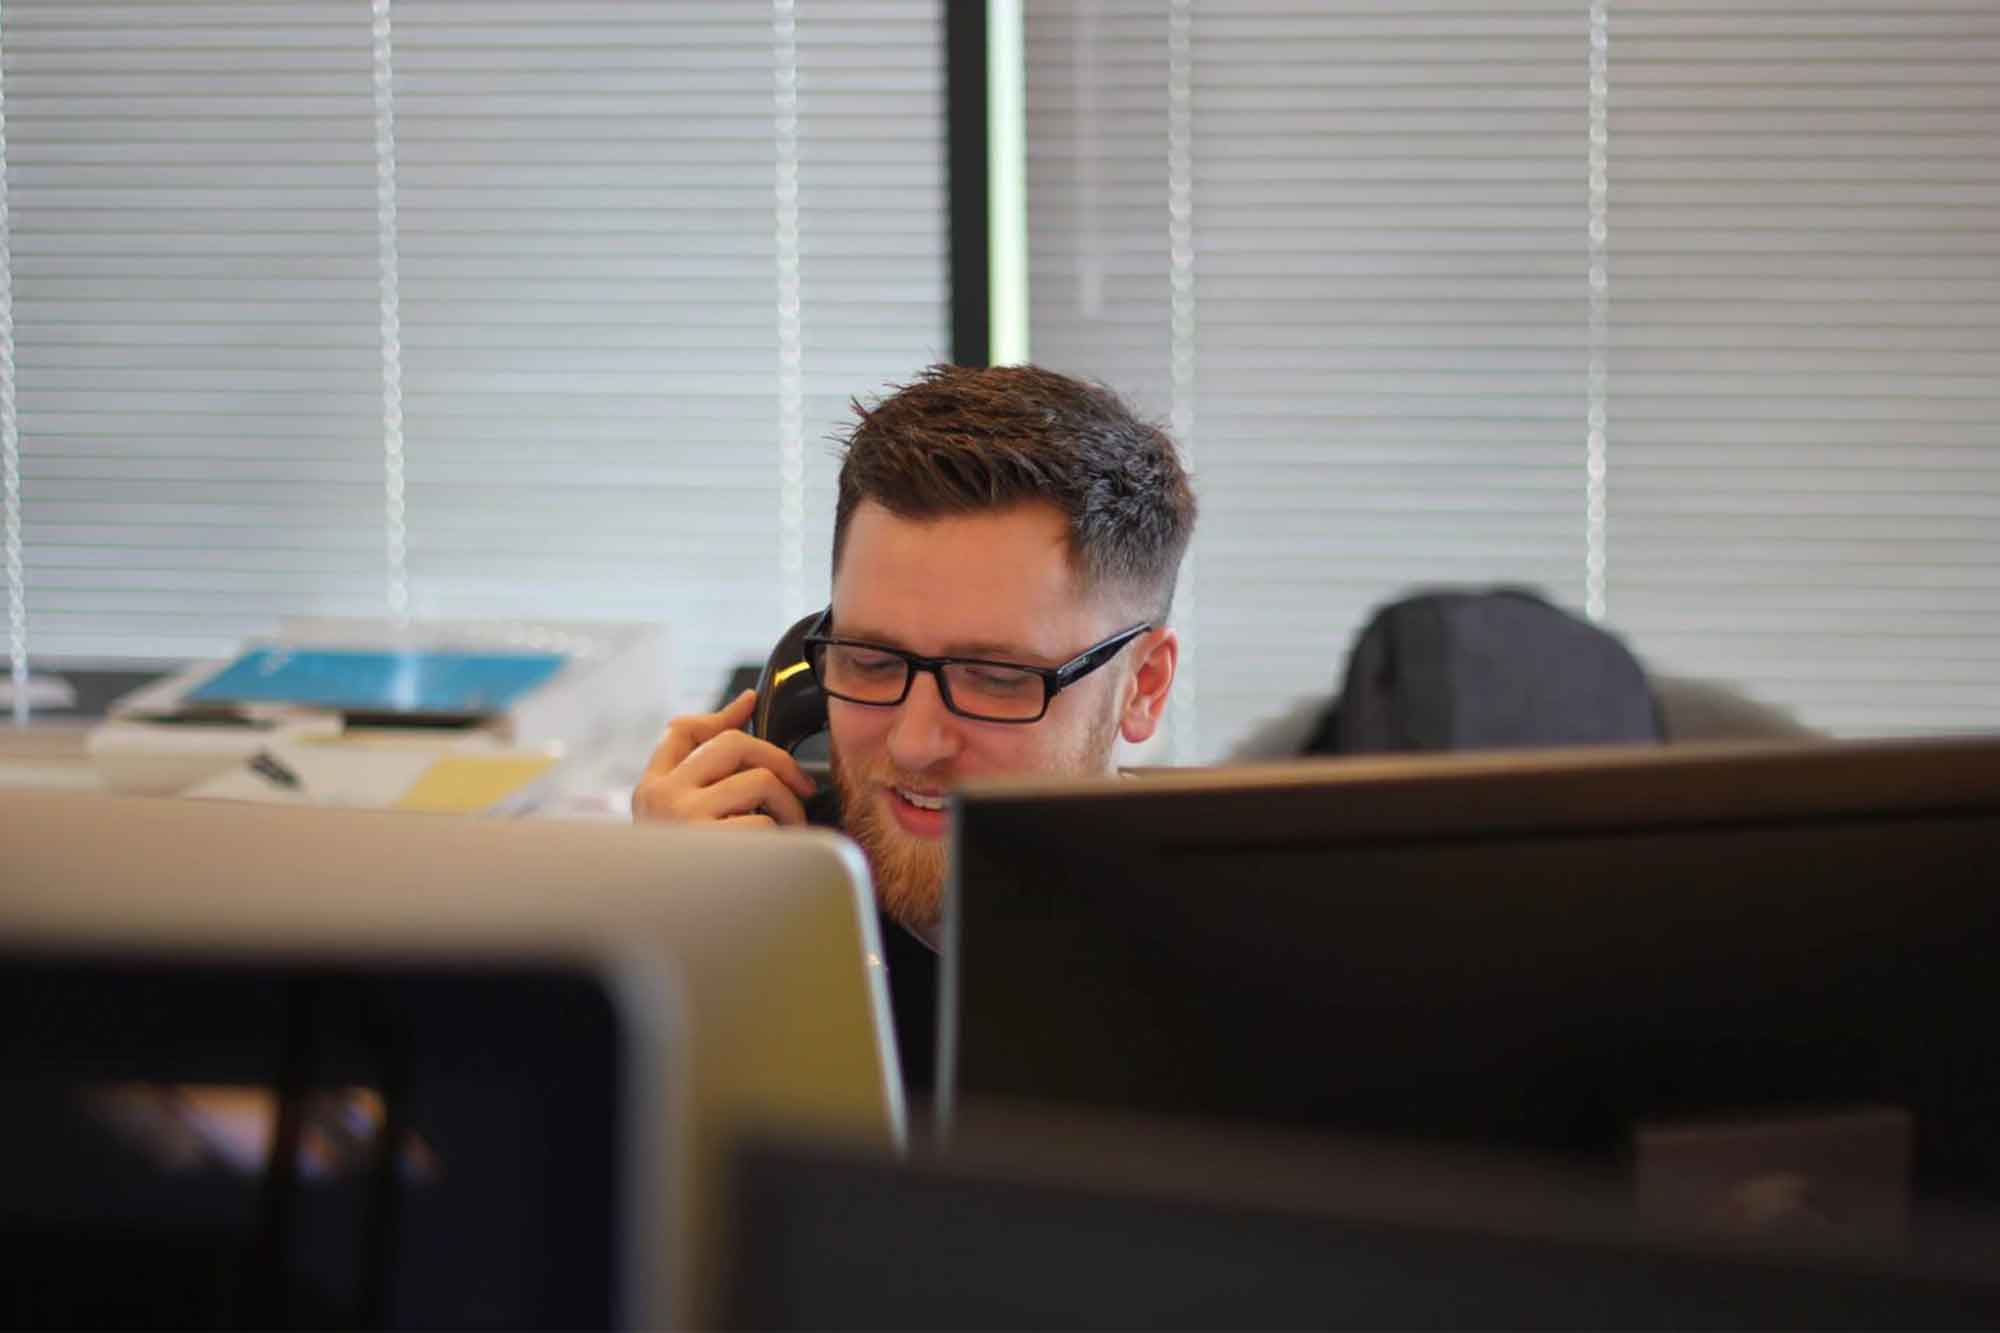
top-left (186, 648), bottom-right (567, 717)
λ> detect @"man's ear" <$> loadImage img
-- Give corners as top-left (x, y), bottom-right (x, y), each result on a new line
top-left (1119, 627), bottom-right (1179, 744)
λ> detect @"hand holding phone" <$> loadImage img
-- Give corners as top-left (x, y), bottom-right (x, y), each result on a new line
top-left (629, 688), bottom-right (820, 828)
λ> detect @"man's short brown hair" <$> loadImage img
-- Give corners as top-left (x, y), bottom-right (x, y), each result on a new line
top-left (832, 364), bottom-right (1197, 619)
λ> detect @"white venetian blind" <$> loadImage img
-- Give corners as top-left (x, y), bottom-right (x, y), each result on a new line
top-left (795, 5), bottom-right (954, 626)
top-left (1029, 0), bottom-right (1593, 760)
top-left (4, 1), bottom-right (385, 662)
top-left (392, 2), bottom-right (946, 709)
top-left (1605, 2), bottom-right (2000, 736)
top-left (1026, 0), bottom-right (2000, 753)
top-left (1, 0), bottom-right (946, 713)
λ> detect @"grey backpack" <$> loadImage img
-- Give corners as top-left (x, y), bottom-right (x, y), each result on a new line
top-left (1306, 587), bottom-right (1663, 755)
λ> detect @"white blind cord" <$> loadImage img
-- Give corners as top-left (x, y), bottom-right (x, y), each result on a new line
top-left (373, 0), bottom-right (410, 623)
top-left (0, 10), bottom-right (26, 724)
top-left (1166, 0), bottom-right (1197, 762)
top-left (775, 0), bottom-right (806, 627)
top-left (1585, 1), bottom-right (1610, 623)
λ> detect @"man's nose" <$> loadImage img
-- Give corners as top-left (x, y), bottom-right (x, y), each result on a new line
top-left (886, 669), bottom-right (963, 772)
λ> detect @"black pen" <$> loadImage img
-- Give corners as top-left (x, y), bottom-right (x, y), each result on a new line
top-left (249, 749), bottom-right (303, 790)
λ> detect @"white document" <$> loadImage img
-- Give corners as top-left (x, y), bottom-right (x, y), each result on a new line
top-left (181, 742), bottom-right (437, 809)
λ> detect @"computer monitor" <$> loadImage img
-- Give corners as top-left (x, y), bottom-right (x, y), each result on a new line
top-left (943, 737), bottom-right (2000, 1259)
top-left (720, 1104), bottom-right (2000, 1329)
top-left (2, 789), bottom-right (901, 1329)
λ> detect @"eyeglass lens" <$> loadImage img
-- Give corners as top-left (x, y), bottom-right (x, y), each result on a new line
top-left (812, 642), bottom-right (1047, 721)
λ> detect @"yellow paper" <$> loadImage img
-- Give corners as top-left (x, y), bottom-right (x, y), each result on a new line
top-left (393, 755), bottom-right (558, 814)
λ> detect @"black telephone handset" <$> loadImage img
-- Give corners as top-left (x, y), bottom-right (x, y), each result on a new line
top-left (748, 609), bottom-right (831, 781)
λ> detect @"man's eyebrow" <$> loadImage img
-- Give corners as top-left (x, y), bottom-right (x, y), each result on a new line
top-left (836, 627), bottom-right (1052, 664)
top-left (944, 639), bottom-right (1052, 663)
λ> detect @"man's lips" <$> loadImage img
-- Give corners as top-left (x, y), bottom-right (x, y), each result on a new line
top-left (883, 782), bottom-right (950, 836)
top-left (893, 785), bottom-right (947, 811)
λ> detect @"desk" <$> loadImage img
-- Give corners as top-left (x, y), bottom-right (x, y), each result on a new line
top-left (0, 723), bottom-right (104, 793)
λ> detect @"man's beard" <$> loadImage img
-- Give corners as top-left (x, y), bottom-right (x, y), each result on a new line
top-left (830, 706), bottom-right (1122, 936)
top-left (832, 746), bottom-right (949, 935)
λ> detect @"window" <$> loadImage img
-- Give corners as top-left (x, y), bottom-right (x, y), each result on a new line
top-left (1, 0), bottom-right (948, 714)
top-left (1026, 0), bottom-right (2000, 756)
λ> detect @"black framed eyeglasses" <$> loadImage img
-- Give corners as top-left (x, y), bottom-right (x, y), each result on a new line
top-left (801, 609), bottom-right (1152, 724)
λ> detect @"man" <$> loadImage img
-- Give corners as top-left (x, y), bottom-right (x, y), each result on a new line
top-left (632, 363), bottom-right (1196, 1097)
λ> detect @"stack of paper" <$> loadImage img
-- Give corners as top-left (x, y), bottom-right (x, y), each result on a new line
top-left (181, 738), bottom-right (560, 817)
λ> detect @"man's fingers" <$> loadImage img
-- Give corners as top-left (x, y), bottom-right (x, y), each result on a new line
top-left (630, 772), bottom-right (681, 822)
top-left (631, 762), bottom-right (807, 826)
top-left (717, 813), bottom-right (778, 830)
top-left (629, 690), bottom-right (821, 829)
top-left (717, 687), bottom-right (757, 727)
top-left (678, 728), bottom-right (818, 801)
top-left (644, 690), bottom-right (758, 773)
top-left (697, 768), bottom-right (810, 827)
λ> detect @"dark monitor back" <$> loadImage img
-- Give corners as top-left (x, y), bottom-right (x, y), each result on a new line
top-left (945, 739), bottom-right (2000, 1229)
top-left (0, 954), bottom-right (626, 1330)
top-left (720, 1112), bottom-right (2000, 1331)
